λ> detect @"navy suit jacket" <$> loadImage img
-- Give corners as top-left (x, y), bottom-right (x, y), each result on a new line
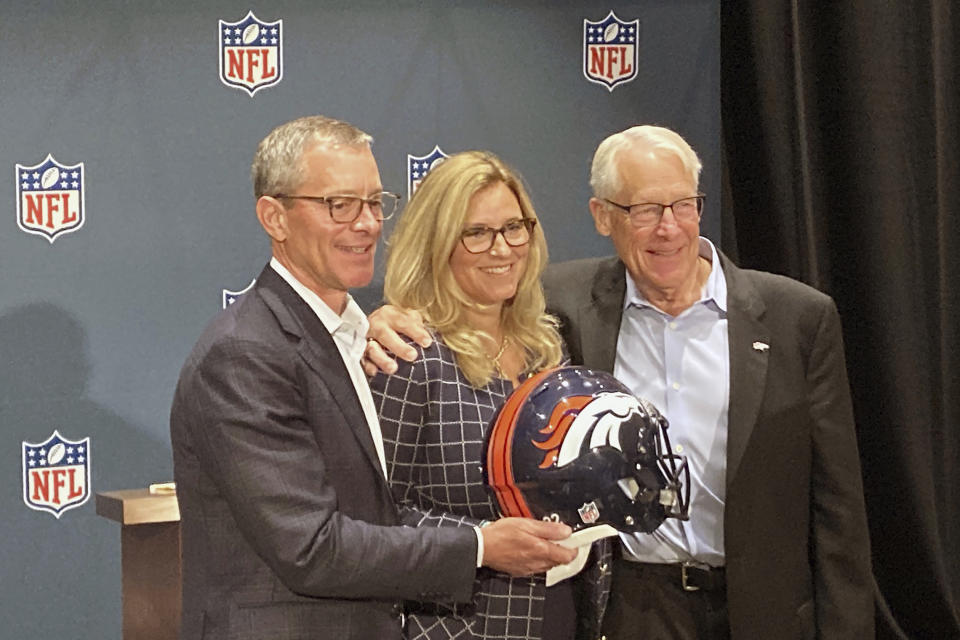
top-left (171, 265), bottom-right (477, 640)
top-left (542, 253), bottom-right (874, 640)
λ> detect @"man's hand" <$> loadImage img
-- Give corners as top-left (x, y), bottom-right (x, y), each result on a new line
top-left (480, 518), bottom-right (577, 577)
top-left (363, 305), bottom-right (431, 376)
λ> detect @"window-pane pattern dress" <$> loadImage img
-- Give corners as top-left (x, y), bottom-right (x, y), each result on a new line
top-left (370, 332), bottom-right (610, 640)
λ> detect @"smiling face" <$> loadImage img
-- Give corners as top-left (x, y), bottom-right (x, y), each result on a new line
top-left (448, 181), bottom-right (530, 309)
top-left (259, 142), bottom-right (383, 312)
top-left (590, 145), bottom-right (702, 307)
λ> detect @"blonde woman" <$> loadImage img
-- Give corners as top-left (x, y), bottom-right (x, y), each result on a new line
top-left (370, 151), bottom-right (609, 640)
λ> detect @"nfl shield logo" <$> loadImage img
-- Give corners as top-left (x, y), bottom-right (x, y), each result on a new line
top-left (407, 145), bottom-right (449, 201)
top-left (219, 11), bottom-right (283, 96)
top-left (583, 11), bottom-right (639, 91)
top-left (22, 430), bottom-right (92, 519)
top-left (16, 154), bottom-right (85, 243)
top-left (222, 278), bottom-right (256, 309)
top-left (578, 501), bottom-right (601, 524)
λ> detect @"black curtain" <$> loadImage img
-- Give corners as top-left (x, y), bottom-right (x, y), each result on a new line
top-left (721, 2), bottom-right (959, 638)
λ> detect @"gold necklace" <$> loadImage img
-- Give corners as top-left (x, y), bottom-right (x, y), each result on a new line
top-left (491, 336), bottom-right (509, 374)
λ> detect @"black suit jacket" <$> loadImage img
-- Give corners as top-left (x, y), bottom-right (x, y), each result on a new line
top-left (170, 265), bottom-right (477, 640)
top-left (542, 253), bottom-right (874, 640)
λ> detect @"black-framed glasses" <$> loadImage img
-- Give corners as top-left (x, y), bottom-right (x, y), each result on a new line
top-left (273, 191), bottom-right (401, 223)
top-left (460, 218), bottom-right (537, 254)
top-left (604, 194), bottom-right (705, 228)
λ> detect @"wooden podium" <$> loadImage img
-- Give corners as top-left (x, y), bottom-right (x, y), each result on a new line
top-left (96, 488), bottom-right (181, 640)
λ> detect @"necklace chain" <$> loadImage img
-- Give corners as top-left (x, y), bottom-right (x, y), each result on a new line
top-left (491, 336), bottom-right (509, 373)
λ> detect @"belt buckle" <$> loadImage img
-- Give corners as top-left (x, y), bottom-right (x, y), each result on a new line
top-left (681, 562), bottom-right (700, 592)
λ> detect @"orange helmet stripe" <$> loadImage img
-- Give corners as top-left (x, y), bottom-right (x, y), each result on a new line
top-left (487, 367), bottom-right (558, 518)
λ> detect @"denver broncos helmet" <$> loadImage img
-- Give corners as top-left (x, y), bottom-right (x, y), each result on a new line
top-left (485, 366), bottom-right (689, 533)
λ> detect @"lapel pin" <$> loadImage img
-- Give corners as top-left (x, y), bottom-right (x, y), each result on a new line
top-left (752, 341), bottom-right (769, 352)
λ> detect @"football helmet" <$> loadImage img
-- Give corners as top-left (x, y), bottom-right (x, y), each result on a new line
top-left (485, 366), bottom-right (689, 533)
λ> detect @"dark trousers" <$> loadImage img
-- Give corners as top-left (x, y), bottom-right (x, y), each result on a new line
top-left (600, 555), bottom-right (730, 640)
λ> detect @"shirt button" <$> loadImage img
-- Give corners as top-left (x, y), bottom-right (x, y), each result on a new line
top-left (675, 444), bottom-right (684, 454)
top-left (672, 382), bottom-right (680, 390)
top-left (668, 321), bottom-right (677, 330)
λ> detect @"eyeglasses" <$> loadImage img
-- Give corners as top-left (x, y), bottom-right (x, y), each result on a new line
top-left (460, 218), bottom-right (537, 254)
top-left (604, 194), bottom-right (705, 228)
top-left (273, 191), bottom-right (401, 223)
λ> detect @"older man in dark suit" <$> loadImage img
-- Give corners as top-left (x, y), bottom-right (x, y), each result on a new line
top-left (540, 125), bottom-right (874, 639)
top-left (170, 115), bottom-right (575, 640)
top-left (367, 125), bottom-right (874, 639)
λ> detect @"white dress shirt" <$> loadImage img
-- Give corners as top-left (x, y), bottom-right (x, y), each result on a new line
top-left (270, 259), bottom-right (487, 566)
top-left (270, 258), bottom-right (387, 479)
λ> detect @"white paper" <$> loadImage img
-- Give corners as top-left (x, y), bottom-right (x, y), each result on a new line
top-left (545, 524), bottom-right (619, 586)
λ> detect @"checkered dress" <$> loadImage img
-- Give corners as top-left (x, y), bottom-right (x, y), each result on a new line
top-left (370, 332), bottom-right (611, 640)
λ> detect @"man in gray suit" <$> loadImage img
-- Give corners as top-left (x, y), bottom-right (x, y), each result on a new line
top-left (170, 115), bottom-right (576, 640)
top-left (367, 125), bottom-right (874, 639)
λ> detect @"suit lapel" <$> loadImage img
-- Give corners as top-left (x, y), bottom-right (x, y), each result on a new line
top-left (254, 266), bottom-right (388, 486)
top-left (574, 253), bottom-right (768, 489)
top-left (580, 258), bottom-right (627, 372)
top-left (721, 254), bottom-right (769, 488)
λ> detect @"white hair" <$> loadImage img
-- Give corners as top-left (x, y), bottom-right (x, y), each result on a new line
top-left (589, 125), bottom-right (702, 199)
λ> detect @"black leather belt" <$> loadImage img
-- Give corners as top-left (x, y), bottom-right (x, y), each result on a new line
top-left (617, 559), bottom-right (726, 592)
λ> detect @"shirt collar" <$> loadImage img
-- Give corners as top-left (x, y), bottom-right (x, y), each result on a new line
top-left (624, 237), bottom-right (727, 313)
top-left (269, 257), bottom-right (369, 344)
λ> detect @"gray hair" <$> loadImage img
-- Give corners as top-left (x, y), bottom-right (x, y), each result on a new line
top-left (589, 125), bottom-right (702, 199)
top-left (251, 115), bottom-right (373, 198)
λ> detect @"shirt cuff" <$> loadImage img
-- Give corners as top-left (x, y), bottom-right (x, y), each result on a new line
top-left (474, 526), bottom-right (484, 568)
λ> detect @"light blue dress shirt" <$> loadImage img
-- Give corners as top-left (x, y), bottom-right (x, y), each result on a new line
top-left (615, 237), bottom-right (729, 567)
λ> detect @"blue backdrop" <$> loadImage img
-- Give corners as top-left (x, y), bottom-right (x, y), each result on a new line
top-left (0, 2), bottom-right (719, 637)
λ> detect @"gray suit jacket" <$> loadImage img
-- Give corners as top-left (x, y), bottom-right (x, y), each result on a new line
top-left (171, 265), bottom-right (477, 640)
top-left (542, 253), bottom-right (874, 640)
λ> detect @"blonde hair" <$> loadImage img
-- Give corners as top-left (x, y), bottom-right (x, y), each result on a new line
top-left (384, 151), bottom-right (562, 387)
